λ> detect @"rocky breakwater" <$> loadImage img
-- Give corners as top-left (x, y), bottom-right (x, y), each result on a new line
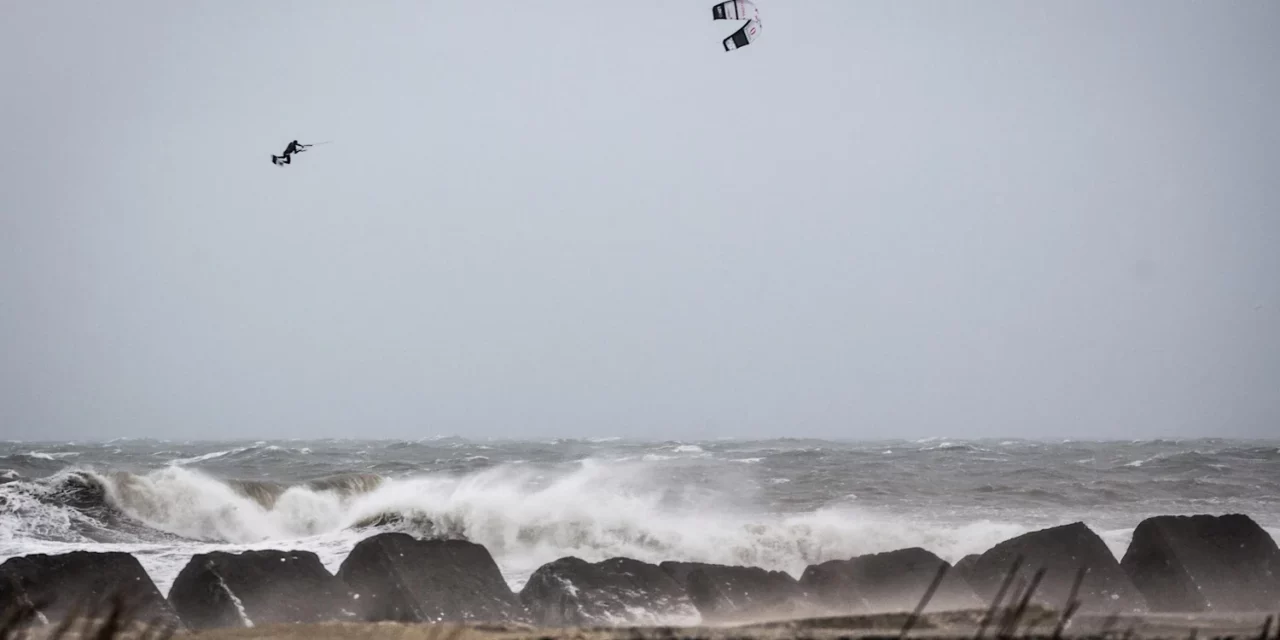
top-left (1121, 513), bottom-right (1280, 613)
top-left (0, 551), bottom-right (179, 626)
top-left (659, 561), bottom-right (816, 624)
top-left (168, 550), bottom-right (360, 629)
top-left (336, 532), bottom-right (527, 623)
top-left (958, 522), bottom-right (1149, 615)
top-left (1, 512), bottom-right (1278, 633)
top-left (800, 547), bottom-right (983, 616)
top-left (519, 557), bottom-right (699, 626)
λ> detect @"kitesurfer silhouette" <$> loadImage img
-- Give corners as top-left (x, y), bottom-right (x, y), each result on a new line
top-left (272, 140), bottom-right (312, 166)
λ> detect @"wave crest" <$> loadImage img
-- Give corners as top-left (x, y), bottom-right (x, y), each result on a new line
top-left (2, 458), bottom-right (1033, 590)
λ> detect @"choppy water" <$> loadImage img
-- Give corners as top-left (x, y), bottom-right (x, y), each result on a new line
top-left (2, 438), bottom-right (1278, 597)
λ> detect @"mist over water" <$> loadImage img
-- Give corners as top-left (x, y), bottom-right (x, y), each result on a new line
top-left (2, 438), bottom-right (1278, 596)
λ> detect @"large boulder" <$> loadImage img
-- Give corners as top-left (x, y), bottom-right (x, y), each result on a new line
top-left (520, 557), bottom-right (699, 626)
top-left (335, 533), bottom-right (525, 623)
top-left (1120, 514), bottom-right (1280, 613)
top-left (963, 523), bottom-right (1146, 614)
top-left (0, 552), bottom-right (177, 625)
top-left (167, 549), bottom-right (359, 629)
top-left (799, 548), bottom-right (982, 615)
top-left (952, 554), bottom-right (982, 590)
top-left (659, 561), bottom-right (814, 623)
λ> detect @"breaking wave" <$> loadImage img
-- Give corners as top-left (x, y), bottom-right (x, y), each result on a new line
top-left (1, 460), bottom-right (1034, 592)
top-left (2, 437), bottom-right (1278, 597)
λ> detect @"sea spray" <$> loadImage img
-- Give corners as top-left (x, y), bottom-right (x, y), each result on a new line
top-left (111, 460), bottom-right (1036, 589)
top-left (2, 437), bottom-right (1277, 600)
top-left (102, 467), bottom-right (354, 543)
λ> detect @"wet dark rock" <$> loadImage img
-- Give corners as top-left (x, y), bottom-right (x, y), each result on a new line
top-left (659, 561), bottom-right (814, 623)
top-left (952, 554), bottom-right (981, 589)
top-left (520, 556), bottom-right (699, 626)
top-left (167, 549), bottom-right (359, 629)
top-left (335, 532), bottom-right (524, 623)
top-left (963, 522), bottom-right (1147, 614)
top-left (1120, 514), bottom-right (1280, 612)
top-left (0, 551), bottom-right (177, 625)
top-left (799, 548), bottom-right (981, 615)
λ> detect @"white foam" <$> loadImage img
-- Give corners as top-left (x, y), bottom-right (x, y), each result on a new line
top-left (1099, 527), bottom-right (1134, 561)
top-left (25, 452), bottom-right (81, 460)
top-left (102, 466), bottom-right (348, 543)
top-left (8, 454), bottom-right (1266, 614)
top-left (215, 572), bottom-right (254, 626)
top-left (14, 460), bottom-right (1031, 595)
top-left (0, 479), bottom-right (83, 544)
top-left (169, 448), bottom-right (250, 466)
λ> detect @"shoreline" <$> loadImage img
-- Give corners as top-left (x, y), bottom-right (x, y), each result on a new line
top-left (13, 610), bottom-right (1280, 640)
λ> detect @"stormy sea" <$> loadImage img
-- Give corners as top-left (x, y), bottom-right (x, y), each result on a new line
top-left (2, 437), bottom-right (1277, 598)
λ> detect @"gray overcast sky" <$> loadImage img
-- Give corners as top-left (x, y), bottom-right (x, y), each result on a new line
top-left (1, 1), bottom-right (1277, 441)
